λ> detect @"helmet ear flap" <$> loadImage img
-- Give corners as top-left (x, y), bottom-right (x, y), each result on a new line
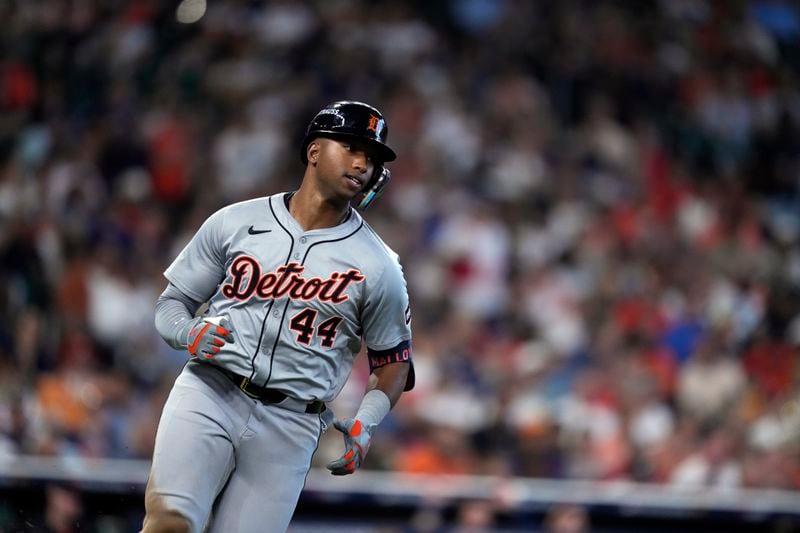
top-left (356, 166), bottom-right (391, 210)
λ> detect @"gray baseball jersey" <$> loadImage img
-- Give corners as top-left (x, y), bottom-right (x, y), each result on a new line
top-left (146, 192), bottom-right (414, 532)
top-left (164, 191), bottom-right (414, 399)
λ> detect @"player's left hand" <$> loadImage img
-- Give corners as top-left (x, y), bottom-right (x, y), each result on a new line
top-left (326, 418), bottom-right (374, 476)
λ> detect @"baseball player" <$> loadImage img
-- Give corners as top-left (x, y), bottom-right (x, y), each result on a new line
top-left (142, 101), bottom-right (414, 533)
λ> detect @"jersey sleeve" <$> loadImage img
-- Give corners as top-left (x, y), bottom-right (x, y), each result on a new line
top-left (362, 255), bottom-right (414, 390)
top-left (362, 255), bottom-right (412, 349)
top-left (164, 207), bottom-right (228, 303)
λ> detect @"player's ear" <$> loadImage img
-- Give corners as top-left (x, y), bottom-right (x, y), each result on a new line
top-left (307, 140), bottom-right (321, 165)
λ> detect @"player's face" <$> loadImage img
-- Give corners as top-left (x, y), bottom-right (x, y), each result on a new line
top-left (312, 137), bottom-right (377, 200)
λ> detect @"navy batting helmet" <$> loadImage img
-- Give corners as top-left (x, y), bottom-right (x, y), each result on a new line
top-left (301, 101), bottom-right (396, 209)
top-left (300, 101), bottom-right (396, 164)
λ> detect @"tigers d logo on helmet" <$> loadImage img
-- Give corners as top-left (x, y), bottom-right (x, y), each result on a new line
top-left (367, 114), bottom-right (381, 133)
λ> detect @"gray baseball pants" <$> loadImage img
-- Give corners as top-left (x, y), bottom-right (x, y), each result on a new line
top-left (145, 360), bottom-right (324, 533)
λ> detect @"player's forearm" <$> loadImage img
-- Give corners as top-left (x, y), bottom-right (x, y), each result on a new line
top-left (371, 362), bottom-right (409, 407)
top-left (154, 283), bottom-right (203, 349)
top-left (353, 363), bottom-right (408, 432)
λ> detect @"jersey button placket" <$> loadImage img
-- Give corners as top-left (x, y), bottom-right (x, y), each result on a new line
top-left (295, 236), bottom-right (306, 261)
top-left (261, 307), bottom-right (282, 354)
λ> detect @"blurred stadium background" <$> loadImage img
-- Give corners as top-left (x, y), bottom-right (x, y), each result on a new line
top-left (0, 0), bottom-right (799, 531)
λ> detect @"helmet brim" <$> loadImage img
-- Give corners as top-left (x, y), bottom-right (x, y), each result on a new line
top-left (301, 131), bottom-right (396, 164)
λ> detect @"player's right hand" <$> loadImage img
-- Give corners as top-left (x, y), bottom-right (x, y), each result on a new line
top-left (184, 316), bottom-right (235, 359)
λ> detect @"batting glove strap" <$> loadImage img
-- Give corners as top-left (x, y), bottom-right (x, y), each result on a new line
top-left (326, 418), bottom-right (375, 476)
top-left (184, 316), bottom-right (235, 359)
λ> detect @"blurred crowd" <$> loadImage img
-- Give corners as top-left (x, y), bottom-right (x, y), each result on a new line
top-left (1, 0), bottom-right (799, 510)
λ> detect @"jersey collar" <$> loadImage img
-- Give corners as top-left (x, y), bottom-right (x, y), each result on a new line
top-left (270, 192), bottom-right (362, 239)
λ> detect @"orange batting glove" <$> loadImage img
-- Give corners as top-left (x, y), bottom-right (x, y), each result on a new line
top-left (185, 316), bottom-right (235, 359)
top-left (326, 418), bottom-right (374, 476)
